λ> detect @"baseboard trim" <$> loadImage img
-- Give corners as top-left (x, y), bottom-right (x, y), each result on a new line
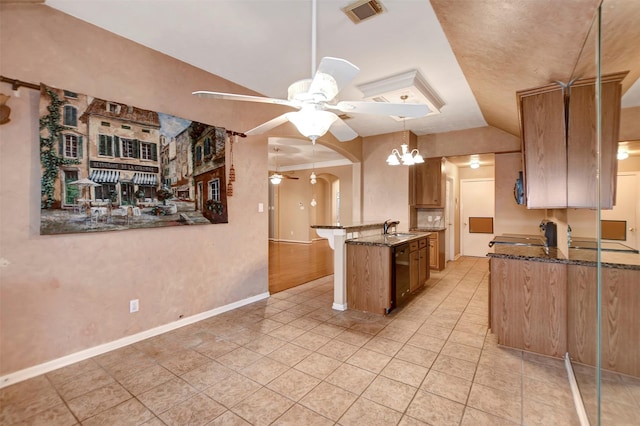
top-left (0, 291), bottom-right (270, 389)
top-left (565, 352), bottom-right (590, 426)
top-left (332, 302), bottom-right (347, 311)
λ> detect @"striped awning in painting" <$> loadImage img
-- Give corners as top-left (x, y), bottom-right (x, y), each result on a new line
top-left (89, 170), bottom-right (120, 183)
top-left (133, 173), bottom-right (158, 186)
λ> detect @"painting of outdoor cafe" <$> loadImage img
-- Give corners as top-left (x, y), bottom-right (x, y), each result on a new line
top-left (39, 84), bottom-right (229, 235)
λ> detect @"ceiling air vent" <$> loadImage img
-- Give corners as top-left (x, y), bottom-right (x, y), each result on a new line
top-left (342, 0), bottom-right (384, 24)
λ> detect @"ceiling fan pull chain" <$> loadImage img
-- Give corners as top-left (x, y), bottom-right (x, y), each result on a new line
top-left (311, 0), bottom-right (317, 77)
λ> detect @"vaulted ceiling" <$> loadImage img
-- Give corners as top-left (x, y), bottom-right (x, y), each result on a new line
top-left (34, 0), bottom-right (640, 167)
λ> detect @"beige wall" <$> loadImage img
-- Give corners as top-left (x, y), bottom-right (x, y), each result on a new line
top-left (0, 4), bottom-right (276, 376)
top-left (362, 131), bottom-right (412, 232)
top-left (418, 125), bottom-right (521, 158)
top-left (494, 153), bottom-right (545, 235)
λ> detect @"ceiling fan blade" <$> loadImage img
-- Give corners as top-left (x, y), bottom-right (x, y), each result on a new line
top-left (308, 57), bottom-right (360, 102)
top-left (245, 114), bottom-right (290, 135)
top-left (329, 117), bottom-right (359, 142)
top-left (193, 91), bottom-right (298, 108)
top-left (334, 100), bottom-right (431, 118)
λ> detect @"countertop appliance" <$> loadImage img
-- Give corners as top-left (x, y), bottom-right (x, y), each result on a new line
top-left (392, 243), bottom-right (411, 313)
top-left (539, 220), bottom-right (557, 247)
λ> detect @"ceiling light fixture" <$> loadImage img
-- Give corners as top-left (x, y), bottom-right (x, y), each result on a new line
top-left (386, 96), bottom-right (424, 166)
top-left (310, 145), bottom-right (317, 184)
top-left (270, 147), bottom-right (283, 185)
top-left (617, 149), bottom-right (629, 160)
top-left (286, 108), bottom-right (338, 143)
top-left (470, 160), bottom-right (480, 169)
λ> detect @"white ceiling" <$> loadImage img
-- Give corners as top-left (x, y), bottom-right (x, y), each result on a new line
top-left (44, 0), bottom-right (640, 171)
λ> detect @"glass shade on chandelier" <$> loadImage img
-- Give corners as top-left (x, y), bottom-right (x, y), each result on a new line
top-left (386, 144), bottom-right (424, 166)
top-left (286, 108), bottom-right (337, 141)
top-left (310, 171), bottom-right (317, 185)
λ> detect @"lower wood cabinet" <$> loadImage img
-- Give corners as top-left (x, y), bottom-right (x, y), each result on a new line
top-left (346, 236), bottom-right (430, 315)
top-left (490, 257), bottom-right (567, 358)
top-left (490, 256), bottom-right (640, 377)
top-left (346, 244), bottom-right (391, 315)
top-left (410, 237), bottom-right (430, 293)
top-left (429, 231), bottom-right (445, 271)
top-left (567, 265), bottom-right (640, 377)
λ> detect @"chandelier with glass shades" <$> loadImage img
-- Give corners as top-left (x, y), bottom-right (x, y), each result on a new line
top-left (386, 144), bottom-right (424, 166)
top-left (386, 96), bottom-right (424, 166)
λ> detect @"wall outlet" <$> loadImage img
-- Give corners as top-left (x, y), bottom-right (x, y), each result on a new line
top-left (129, 299), bottom-right (139, 313)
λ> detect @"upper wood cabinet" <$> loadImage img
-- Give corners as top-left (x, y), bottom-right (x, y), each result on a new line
top-left (567, 74), bottom-right (623, 209)
top-left (411, 157), bottom-right (445, 207)
top-left (519, 85), bottom-right (567, 209)
top-left (517, 71), bottom-right (626, 209)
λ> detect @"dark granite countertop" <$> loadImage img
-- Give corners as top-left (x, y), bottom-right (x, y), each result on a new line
top-left (346, 232), bottom-right (432, 248)
top-left (311, 222), bottom-right (386, 231)
top-left (488, 245), bottom-right (640, 270)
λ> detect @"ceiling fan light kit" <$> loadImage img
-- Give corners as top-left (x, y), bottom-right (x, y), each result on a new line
top-left (286, 108), bottom-right (337, 142)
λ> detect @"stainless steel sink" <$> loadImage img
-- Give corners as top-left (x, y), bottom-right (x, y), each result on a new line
top-left (386, 233), bottom-right (417, 238)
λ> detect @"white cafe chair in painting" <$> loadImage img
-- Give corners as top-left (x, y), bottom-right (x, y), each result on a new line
top-left (73, 198), bottom-right (84, 214)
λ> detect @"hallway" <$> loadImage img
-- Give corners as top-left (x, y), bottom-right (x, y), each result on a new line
top-left (268, 240), bottom-right (333, 294)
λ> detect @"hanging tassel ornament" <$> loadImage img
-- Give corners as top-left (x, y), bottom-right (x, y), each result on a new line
top-left (227, 181), bottom-right (233, 197)
top-left (229, 134), bottom-right (236, 183)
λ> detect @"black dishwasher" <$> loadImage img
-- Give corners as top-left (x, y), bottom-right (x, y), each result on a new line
top-left (392, 243), bottom-right (411, 312)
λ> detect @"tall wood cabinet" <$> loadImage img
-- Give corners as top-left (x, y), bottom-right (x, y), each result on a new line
top-left (517, 71), bottom-right (626, 209)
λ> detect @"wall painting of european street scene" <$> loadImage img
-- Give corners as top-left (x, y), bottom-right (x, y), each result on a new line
top-left (40, 83), bottom-right (228, 235)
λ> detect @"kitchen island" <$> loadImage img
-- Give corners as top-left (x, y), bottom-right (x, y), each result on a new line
top-left (488, 244), bottom-right (640, 377)
top-left (346, 232), bottom-right (431, 314)
top-left (312, 222), bottom-right (391, 311)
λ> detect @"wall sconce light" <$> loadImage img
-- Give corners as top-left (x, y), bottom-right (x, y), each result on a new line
top-left (470, 159), bottom-right (480, 169)
top-left (386, 144), bottom-right (424, 166)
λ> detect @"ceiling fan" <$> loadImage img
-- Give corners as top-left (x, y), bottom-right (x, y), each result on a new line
top-left (269, 147), bottom-right (299, 185)
top-left (193, 0), bottom-right (430, 143)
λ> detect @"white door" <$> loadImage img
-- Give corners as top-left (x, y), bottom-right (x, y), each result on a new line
top-left (446, 177), bottom-right (455, 261)
top-left (602, 173), bottom-right (638, 250)
top-left (461, 179), bottom-right (495, 257)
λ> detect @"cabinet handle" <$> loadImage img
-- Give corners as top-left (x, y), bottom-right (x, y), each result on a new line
top-left (630, 227), bottom-right (635, 232)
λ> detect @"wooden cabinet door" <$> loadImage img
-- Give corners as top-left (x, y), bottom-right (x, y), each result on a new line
top-left (518, 85), bottom-right (567, 209)
top-left (429, 237), bottom-right (437, 270)
top-left (419, 246), bottom-right (429, 286)
top-left (413, 157), bottom-right (443, 207)
top-left (490, 257), bottom-right (567, 357)
top-left (567, 264), bottom-right (640, 377)
top-left (567, 73), bottom-right (624, 209)
top-left (409, 249), bottom-right (420, 293)
top-left (347, 244), bottom-right (392, 314)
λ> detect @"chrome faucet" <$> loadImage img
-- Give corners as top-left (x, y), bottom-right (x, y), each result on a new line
top-left (383, 219), bottom-right (400, 235)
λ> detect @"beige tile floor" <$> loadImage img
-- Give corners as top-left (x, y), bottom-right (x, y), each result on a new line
top-left (1, 257), bottom-right (638, 425)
